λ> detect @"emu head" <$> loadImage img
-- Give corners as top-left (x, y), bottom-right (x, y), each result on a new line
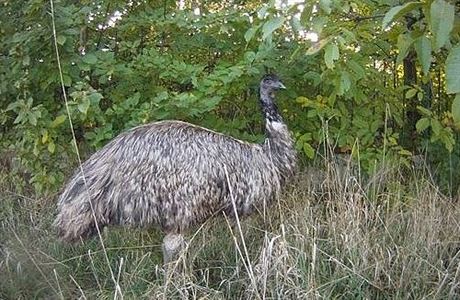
top-left (260, 74), bottom-right (286, 92)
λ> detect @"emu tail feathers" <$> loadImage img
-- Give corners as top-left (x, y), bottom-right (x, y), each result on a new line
top-left (54, 171), bottom-right (113, 243)
top-left (54, 200), bottom-right (99, 243)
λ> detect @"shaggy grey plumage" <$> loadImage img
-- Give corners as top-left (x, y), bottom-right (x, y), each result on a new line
top-left (54, 74), bottom-right (296, 262)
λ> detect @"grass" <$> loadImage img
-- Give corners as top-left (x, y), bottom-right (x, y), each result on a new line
top-left (1, 159), bottom-right (460, 299)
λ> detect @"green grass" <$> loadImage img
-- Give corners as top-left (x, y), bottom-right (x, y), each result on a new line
top-left (1, 161), bottom-right (460, 299)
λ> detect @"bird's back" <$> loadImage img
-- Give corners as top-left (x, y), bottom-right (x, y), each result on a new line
top-left (56, 120), bottom-right (280, 236)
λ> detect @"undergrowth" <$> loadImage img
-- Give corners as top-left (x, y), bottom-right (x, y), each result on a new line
top-left (1, 159), bottom-right (460, 299)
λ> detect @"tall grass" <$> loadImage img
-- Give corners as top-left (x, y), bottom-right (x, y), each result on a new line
top-left (1, 158), bottom-right (459, 299)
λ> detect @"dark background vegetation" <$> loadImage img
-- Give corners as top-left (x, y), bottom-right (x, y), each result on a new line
top-left (1, 0), bottom-right (459, 193)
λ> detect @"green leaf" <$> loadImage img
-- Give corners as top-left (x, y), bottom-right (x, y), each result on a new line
top-left (14, 113), bottom-right (24, 124)
top-left (451, 93), bottom-right (460, 125)
top-left (446, 45), bottom-right (460, 94)
top-left (303, 142), bottom-right (315, 159)
top-left (311, 16), bottom-right (328, 35)
top-left (28, 114), bottom-right (37, 126)
top-left (296, 96), bottom-right (310, 107)
top-left (338, 71), bottom-right (351, 95)
top-left (63, 74), bottom-right (72, 87)
top-left (396, 33), bottom-right (414, 65)
top-left (306, 37), bottom-right (332, 55)
top-left (382, 2), bottom-right (422, 29)
top-left (262, 17), bottom-right (285, 40)
top-left (244, 25), bottom-right (260, 43)
top-left (6, 102), bottom-right (20, 111)
top-left (416, 117), bottom-right (430, 132)
top-left (417, 106), bottom-right (432, 117)
top-left (414, 36), bottom-right (431, 75)
top-left (290, 15), bottom-right (303, 34)
top-left (78, 97), bottom-right (90, 115)
top-left (417, 91), bottom-right (424, 101)
top-left (431, 119), bottom-right (442, 136)
top-left (257, 6), bottom-right (268, 19)
top-left (244, 51), bottom-right (256, 63)
top-left (50, 115), bottom-right (66, 128)
top-left (398, 149), bottom-right (413, 156)
top-left (41, 130), bottom-right (48, 144)
top-left (82, 53), bottom-right (97, 64)
top-left (441, 132), bottom-right (454, 152)
top-left (324, 43), bottom-right (339, 69)
top-left (57, 35), bottom-right (66, 45)
top-left (406, 88), bottom-right (417, 98)
top-left (347, 60), bottom-right (365, 79)
top-left (430, 0), bottom-right (454, 50)
top-left (300, 4), bottom-right (313, 25)
top-left (319, 0), bottom-right (332, 14)
top-left (48, 141), bottom-right (56, 154)
top-left (33, 142), bottom-right (39, 156)
top-left (88, 92), bottom-right (103, 104)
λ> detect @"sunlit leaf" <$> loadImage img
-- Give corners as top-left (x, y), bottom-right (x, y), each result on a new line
top-left (398, 149), bottom-right (412, 156)
top-left (51, 115), bottom-right (67, 128)
top-left (303, 142), bottom-right (315, 159)
top-left (306, 37), bottom-right (332, 55)
top-left (48, 141), bottom-right (56, 154)
top-left (41, 130), bottom-right (49, 144)
top-left (406, 88), bottom-right (417, 99)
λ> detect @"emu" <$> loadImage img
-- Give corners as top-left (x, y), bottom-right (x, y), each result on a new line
top-left (54, 74), bottom-right (297, 263)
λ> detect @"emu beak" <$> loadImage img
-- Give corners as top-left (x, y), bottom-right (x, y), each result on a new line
top-left (278, 82), bottom-right (286, 90)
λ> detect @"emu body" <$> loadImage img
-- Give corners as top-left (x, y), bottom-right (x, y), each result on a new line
top-left (54, 74), bottom-right (296, 263)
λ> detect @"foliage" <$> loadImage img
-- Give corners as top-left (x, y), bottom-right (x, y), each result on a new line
top-left (1, 0), bottom-right (459, 192)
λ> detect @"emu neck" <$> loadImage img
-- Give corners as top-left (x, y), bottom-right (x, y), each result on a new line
top-left (260, 88), bottom-right (282, 123)
top-left (259, 87), bottom-right (297, 182)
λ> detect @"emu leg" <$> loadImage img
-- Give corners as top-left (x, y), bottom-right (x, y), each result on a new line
top-left (162, 233), bottom-right (185, 265)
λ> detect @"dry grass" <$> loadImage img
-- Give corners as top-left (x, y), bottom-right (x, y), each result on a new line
top-left (1, 159), bottom-right (460, 299)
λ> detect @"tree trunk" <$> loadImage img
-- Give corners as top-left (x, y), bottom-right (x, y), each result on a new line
top-left (401, 50), bottom-right (419, 151)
